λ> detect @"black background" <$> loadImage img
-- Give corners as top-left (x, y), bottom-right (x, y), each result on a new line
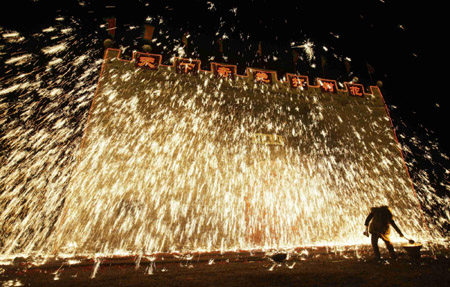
top-left (1, 0), bottom-right (448, 151)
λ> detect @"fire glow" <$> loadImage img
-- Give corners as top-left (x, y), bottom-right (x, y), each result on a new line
top-left (0, 24), bottom-right (448, 260)
top-left (54, 49), bottom-right (436, 255)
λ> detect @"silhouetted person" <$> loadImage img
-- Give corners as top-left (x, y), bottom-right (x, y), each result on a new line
top-left (364, 206), bottom-right (404, 260)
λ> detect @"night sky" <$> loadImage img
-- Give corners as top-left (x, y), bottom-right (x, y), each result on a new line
top-left (1, 0), bottom-right (447, 150)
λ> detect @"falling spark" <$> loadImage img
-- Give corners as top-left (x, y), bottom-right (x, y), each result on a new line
top-left (2, 32), bottom-right (20, 38)
top-left (90, 259), bottom-right (102, 279)
top-left (147, 262), bottom-right (156, 275)
top-left (291, 40), bottom-right (315, 62)
top-left (207, 1), bottom-right (216, 11)
top-left (5, 54), bottom-right (33, 65)
top-left (42, 27), bottom-right (56, 33)
top-left (41, 42), bottom-right (68, 55)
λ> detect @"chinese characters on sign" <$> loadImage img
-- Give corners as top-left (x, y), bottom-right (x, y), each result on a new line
top-left (346, 83), bottom-right (364, 97)
top-left (135, 54), bottom-right (161, 70)
top-left (252, 70), bottom-right (274, 84)
top-left (287, 74), bottom-right (308, 90)
top-left (319, 79), bottom-right (337, 94)
top-left (213, 63), bottom-right (236, 80)
top-left (175, 58), bottom-right (200, 75)
top-left (132, 52), bottom-right (369, 99)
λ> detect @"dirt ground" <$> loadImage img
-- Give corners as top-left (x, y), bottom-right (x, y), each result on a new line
top-left (1, 249), bottom-right (449, 287)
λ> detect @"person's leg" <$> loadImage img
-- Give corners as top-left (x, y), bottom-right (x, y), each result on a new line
top-left (381, 235), bottom-right (397, 259)
top-left (371, 234), bottom-right (381, 259)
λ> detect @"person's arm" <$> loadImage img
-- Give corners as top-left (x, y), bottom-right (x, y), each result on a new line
top-left (363, 212), bottom-right (373, 236)
top-left (390, 219), bottom-right (404, 237)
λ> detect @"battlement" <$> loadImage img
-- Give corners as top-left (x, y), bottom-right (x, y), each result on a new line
top-left (104, 48), bottom-right (381, 98)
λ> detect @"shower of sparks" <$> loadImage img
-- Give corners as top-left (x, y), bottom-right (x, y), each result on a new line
top-left (0, 18), bottom-right (102, 257)
top-left (291, 40), bottom-right (315, 62)
top-left (0, 15), bottom-right (449, 263)
top-left (50, 47), bottom-right (442, 255)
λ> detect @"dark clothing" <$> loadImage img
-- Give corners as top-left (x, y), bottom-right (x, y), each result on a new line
top-left (371, 233), bottom-right (396, 259)
top-left (364, 210), bottom-right (403, 239)
top-left (364, 206), bottom-right (403, 259)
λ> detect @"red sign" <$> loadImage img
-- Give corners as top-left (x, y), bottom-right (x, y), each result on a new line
top-left (106, 17), bottom-right (116, 37)
top-left (319, 79), bottom-right (337, 94)
top-left (287, 74), bottom-right (308, 90)
top-left (135, 53), bottom-right (161, 70)
top-left (213, 63), bottom-right (236, 80)
top-left (175, 58), bottom-right (200, 75)
top-left (143, 25), bottom-right (154, 41)
top-left (346, 83), bottom-right (364, 97)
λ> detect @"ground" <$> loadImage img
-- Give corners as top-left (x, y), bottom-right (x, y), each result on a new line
top-left (1, 248), bottom-right (449, 287)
